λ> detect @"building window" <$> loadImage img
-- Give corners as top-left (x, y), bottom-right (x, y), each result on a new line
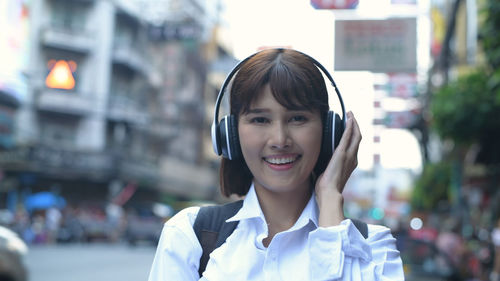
top-left (39, 114), bottom-right (78, 148)
top-left (50, 0), bottom-right (88, 31)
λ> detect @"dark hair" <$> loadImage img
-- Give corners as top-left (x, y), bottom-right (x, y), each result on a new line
top-left (220, 48), bottom-right (330, 197)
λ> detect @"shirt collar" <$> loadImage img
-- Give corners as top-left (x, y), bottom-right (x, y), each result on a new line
top-left (226, 183), bottom-right (320, 229)
top-left (296, 192), bottom-right (319, 229)
top-left (226, 183), bottom-right (263, 223)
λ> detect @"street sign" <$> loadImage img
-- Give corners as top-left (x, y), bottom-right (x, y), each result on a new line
top-left (335, 18), bottom-right (417, 73)
top-left (383, 109), bottom-right (420, 128)
top-left (311, 0), bottom-right (359, 9)
top-left (391, 0), bottom-right (417, 4)
top-left (387, 73), bottom-right (418, 98)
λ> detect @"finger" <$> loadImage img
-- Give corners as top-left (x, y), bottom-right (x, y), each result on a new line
top-left (336, 111), bottom-right (354, 152)
top-left (321, 112), bottom-right (356, 179)
top-left (322, 131), bottom-right (352, 179)
top-left (347, 114), bottom-right (362, 155)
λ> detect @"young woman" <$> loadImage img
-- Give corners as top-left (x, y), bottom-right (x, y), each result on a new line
top-left (148, 48), bottom-right (404, 280)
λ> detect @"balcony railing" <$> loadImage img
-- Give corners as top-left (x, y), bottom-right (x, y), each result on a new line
top-left (0, 145), bottom-right (114, 180)
top-left (0, 145), bottom-right (161, 186)
top-left (35, 88), bottom-right (95, 116)
top-left (112, 43), bottom-right (151, 75)
top-left (40, 25), bottom-right (95, 54)
top-left (107, 94), bottom-right (149, 124)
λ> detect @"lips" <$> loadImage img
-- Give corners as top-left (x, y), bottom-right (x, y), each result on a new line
top-left (263, 155), bottom-right (301, 165)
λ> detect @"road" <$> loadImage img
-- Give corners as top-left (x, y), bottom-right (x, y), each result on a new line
top-left (24, 243), bottom-right (157, 281)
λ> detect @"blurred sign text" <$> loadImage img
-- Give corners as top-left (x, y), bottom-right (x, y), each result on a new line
top-left (335, 18), bottom-right (417, 73)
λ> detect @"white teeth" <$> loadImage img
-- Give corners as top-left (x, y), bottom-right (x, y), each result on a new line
top-left (266, 157), bottom-right (296, 164)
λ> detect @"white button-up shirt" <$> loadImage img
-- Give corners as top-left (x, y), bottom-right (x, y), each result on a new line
top-left (148, 185), bottom-right (404, 280)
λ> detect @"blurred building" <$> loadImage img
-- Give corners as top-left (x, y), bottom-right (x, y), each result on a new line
top-left (0, 1), bottom-right (28, 152)
top-left (138, 0), bottom-right (231, 202)
top-left (0, 0), bottom-right (227, 210)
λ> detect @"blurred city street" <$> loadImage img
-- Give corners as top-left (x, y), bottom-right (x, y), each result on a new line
top-left (0, 0), bottom-right (499, 280)
top-left (25, 243), bottom-right (155, 281)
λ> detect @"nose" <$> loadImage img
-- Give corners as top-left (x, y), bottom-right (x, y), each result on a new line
top-left (269, 122), bottom-right (291, 150)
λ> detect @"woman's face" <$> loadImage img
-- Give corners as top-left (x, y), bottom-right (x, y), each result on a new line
top-left (238, 84), bottom-right (323, 196)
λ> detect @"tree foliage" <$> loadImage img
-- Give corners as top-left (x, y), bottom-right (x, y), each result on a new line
top-left (431, 0), bottom-right (500, 164)
top-left (431, 70), bottom-right (500, 145)
top-left (412, 0), bottom-right (500, 212)
top-left (411, 162), bottom-right (452, 211)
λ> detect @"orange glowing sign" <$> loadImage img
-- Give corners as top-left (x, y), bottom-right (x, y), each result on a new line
top-left (45, 60), bottom-right (77, 90)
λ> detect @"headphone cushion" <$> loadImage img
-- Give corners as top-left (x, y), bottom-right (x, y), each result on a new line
top-left (334, 113), bottom-right (344, 149)
top-left (227, 115), bottom-right (241, 160)
top-left (218, 115), bottom-right (241, 160)
top-left (322, 111), bottom-right (344, 158)
top-left (218, 117), bottom-right (229, 158)
top-left (322, 111), bottom-right (334, 158)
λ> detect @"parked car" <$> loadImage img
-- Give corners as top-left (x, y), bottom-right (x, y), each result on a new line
top-left (0, 225), bottom-right (28, 281)
top-left (401, 238), bottom-right (462, 281)
top-left (125, 204), bottom-right (165, 246)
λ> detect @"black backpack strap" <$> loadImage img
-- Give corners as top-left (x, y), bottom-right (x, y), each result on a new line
top-left (193, 200), bottom-right (243, 277)
top-left (350, 218), bottom-right (369, 239)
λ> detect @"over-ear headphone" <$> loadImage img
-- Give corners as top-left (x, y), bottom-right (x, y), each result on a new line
top-left (211, 48), bottom-right (346, 161)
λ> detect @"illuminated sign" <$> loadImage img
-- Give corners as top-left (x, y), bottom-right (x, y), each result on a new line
top-left (335, 18), bottom-right (417, 73)
top-left (45, 60), bottom-right (77, 90)
top-left (311, 0), bottom-right (359, 9)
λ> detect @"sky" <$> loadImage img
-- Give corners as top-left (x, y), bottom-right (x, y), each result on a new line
top-left (218, 0), bottom-right (424, 173)
top-left (221, 0), bottom-right (335, 61)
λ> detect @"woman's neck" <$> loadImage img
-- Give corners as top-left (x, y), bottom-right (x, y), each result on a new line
top-left (254, 183), bottom-right (312, 244)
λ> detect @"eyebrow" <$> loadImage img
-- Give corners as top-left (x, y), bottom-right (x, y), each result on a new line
top-left (245, 107), bottom-right (312, 114)
top-left (245, 108), bottom-right (269, 114)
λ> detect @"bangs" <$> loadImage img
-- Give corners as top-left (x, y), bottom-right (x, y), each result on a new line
top-left (232, 50), bottom-right (329, 116)
top-left (267, 63), bottom-right (325, 112)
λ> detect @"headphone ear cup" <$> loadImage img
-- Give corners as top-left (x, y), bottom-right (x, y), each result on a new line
top-left (322, 111), bottom-right (334, 158)
top-left (218, 115), bottom-right (241, 160)
top-left (212, 121), bottom-right (222, 156)
top-left (227, 115), bottom-right (241, 160)
top-left (218, 116), bottom-right (229, 158)
top-left (334, 113), bottom-right (344, 149)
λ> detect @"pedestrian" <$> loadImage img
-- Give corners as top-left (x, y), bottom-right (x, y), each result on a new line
top-left (491, 218), bottom-right (500, 281)
top-left (45, 207), bottom-right (62, 243)
top-left (148, 48), bottom-right (404, 280)
top-left (436, 218), bottom-right (465, 268)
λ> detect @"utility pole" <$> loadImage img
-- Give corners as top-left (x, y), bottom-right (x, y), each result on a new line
top-left (415, 0), bottom-right (463, 163)
top-left (439, 0), bottom-right (463, 85)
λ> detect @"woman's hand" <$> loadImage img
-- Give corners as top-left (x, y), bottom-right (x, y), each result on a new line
top-left (315, 111), bottom-right (362, 227)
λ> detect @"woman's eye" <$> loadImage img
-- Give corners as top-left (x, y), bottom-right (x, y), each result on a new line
top-left (250, 117), bottom-right (268, 124)
top-left (290, 115), bottom-right (307, 123)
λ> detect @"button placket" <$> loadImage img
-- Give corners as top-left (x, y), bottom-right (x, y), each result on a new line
top-left (266, 234), bottom-right (282, 280)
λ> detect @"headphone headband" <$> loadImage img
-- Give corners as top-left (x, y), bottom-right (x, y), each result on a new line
top-left (212, 48), bottom-right (346, 156)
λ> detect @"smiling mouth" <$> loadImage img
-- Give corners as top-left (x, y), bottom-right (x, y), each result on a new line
top-left (263, 155), bottom-right (301, 165)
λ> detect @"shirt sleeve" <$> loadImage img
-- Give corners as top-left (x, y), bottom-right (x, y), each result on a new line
top-left (148, 207), bottom-right (203, 281)
top-left (308, 219), bottom-right (404, 281)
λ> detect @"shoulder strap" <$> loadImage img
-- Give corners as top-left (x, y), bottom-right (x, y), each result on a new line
top-left (350, 218), bottom-right (369, 239)
top-left (193, 200), bottom-right (243, 277)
